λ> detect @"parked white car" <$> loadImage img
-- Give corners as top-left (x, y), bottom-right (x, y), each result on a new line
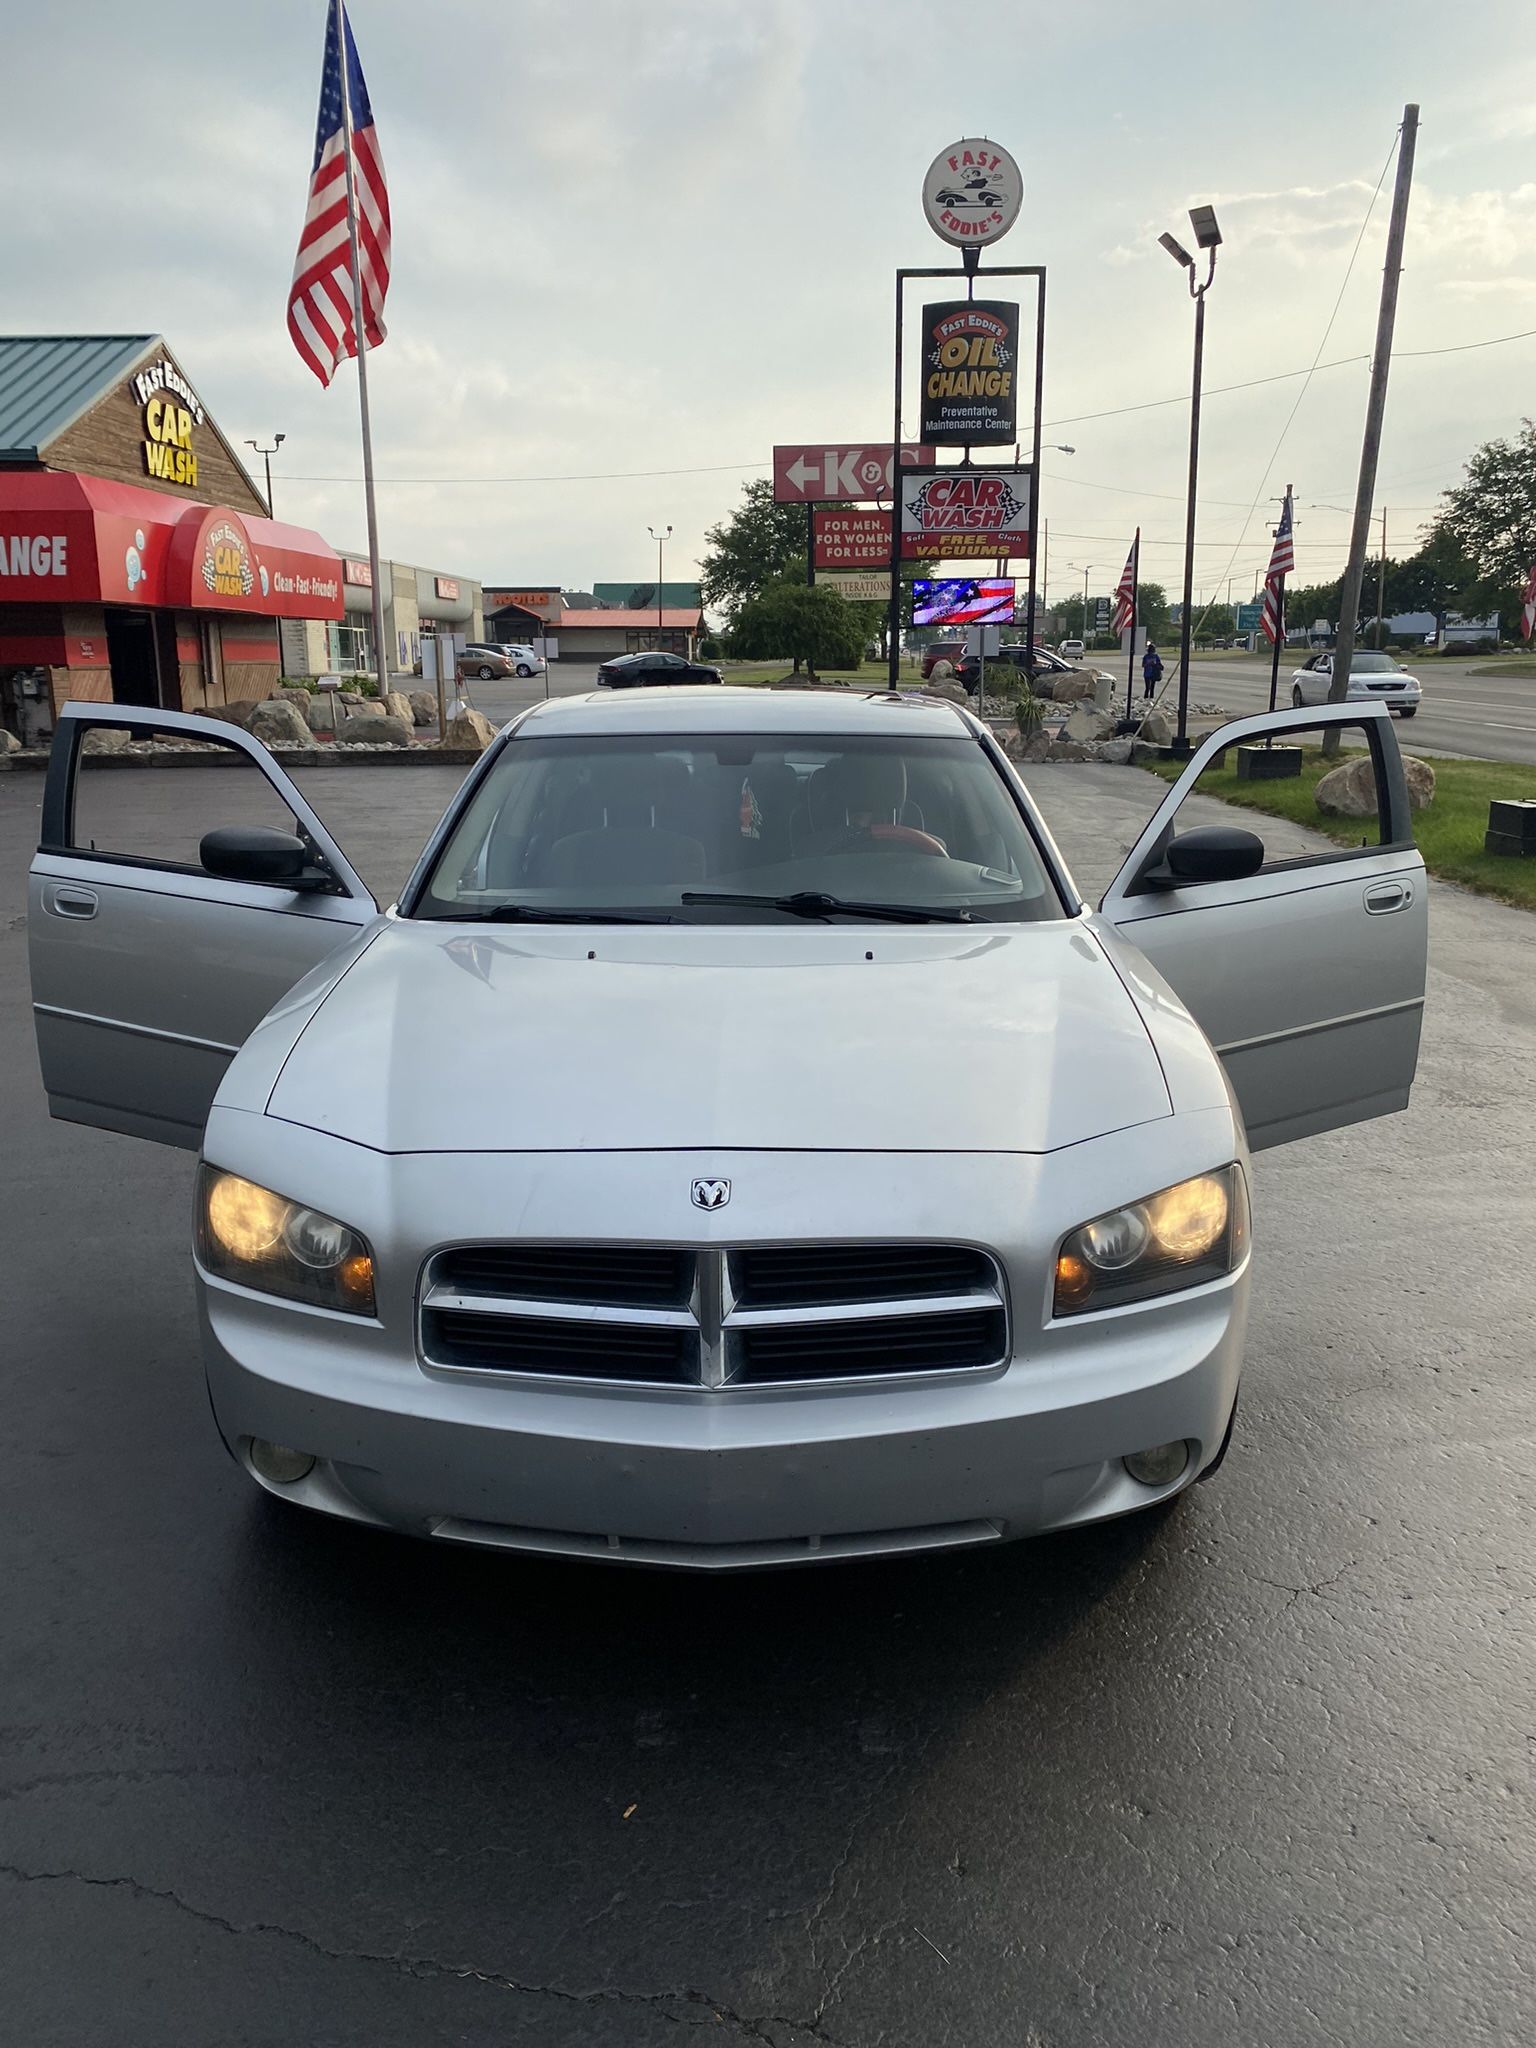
top-left (28, 692), bottom-right (1426, 1569)
top-left (1291, 650), bottom-right (1421, 717)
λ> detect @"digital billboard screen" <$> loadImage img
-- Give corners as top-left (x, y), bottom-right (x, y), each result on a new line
top-left (912, 577), bottom-right (1015, 627)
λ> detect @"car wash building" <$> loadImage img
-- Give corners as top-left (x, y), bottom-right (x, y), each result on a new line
top-left (0, 335), bottom-right (342, 738)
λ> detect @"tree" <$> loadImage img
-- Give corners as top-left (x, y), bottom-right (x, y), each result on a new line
top-left (1438, 419), bottom-right (1536, 622)
top-left (1138, 581), bottom-right (1172, 643)
top-left (1389, 528), bottom-right (1475, 627)
top-left (729, 582), bottom-right (867, 679)
top-left (700, 480), bottom-right (809, 622)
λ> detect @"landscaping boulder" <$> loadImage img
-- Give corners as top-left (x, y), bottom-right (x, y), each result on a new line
top-left (279, 686), bottom-right (314, 711)
top-left (443, 708), bottom-right (498, 752)
top-left (924, 679), bottom-right (970, 706)
top-left (333, 713), bottom-right (411, 747)
top-left (0, 728), bottom-right (22, 755)
top-left (81, 726), bottom-right (132, 755)
top-left (408, 690), bottom-right (438, 728)
top-left (385, 690), bottom-right (415, 726)
top-left (1049, 673), bottom-right (1096, 704)
top-left (1047, 739), bottom-right (1093, 762)
top-left (1002, 729), bottom-right (1052, 764)
top-left (1097, 737), bottom-right (1134, 765)
top-left (303, 691), bottom-right (338, 733)
top-left (929, 659), bottom-right (955, 681)
top-left (1064, 702), bottom-right (1115, 745)
top-left (201, 699), bottom-right (263, 731)
top-left (1315, 751), bottom-right (1435, 818)
top-left (246, 699), bottom-right (313, 747)
top-left (1137, 707), bottom-right (1173, 745)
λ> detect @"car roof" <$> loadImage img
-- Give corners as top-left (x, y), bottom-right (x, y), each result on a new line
top-left (512, 685), bottom-right (979, 738)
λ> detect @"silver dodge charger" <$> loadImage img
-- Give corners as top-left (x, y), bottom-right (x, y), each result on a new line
top-left (29, 690), bottom-right (1427, 1567)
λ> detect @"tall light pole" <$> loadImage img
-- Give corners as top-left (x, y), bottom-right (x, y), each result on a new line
top-left (647, 524), bottom-right (671, 650)
top-left (1159, 202), bottom-right (1222, 752)
top-left (244, 434), bottom-right (285, 519)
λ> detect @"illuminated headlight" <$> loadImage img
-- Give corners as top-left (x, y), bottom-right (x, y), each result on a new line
top-left (195, 1166), bottom-right (376, 1316)
top-left (1053, 1167), bottom-right (1248, 1317)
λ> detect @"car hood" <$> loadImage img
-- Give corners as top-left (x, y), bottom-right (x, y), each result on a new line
top-left (264, 919), bottom-right (1172, 1155)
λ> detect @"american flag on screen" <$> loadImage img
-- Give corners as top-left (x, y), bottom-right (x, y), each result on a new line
top-left (1110, 536), bottom-right (1138, 635)
top-left (287, 0), bottom-right (392, 387)
top-left (1260, 492), bottom-right (1295, 645)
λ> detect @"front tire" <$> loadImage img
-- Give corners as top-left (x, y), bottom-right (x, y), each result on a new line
top-left (1291, 685), bottom-right (1304, 708)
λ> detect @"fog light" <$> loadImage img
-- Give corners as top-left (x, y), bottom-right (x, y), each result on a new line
top-left (249, 1439), bottom-right (316, 1485)
top-left (1123, 1441), bottom-right (1190, 1488)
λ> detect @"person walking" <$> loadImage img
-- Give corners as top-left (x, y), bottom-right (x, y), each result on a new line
top-left (1141, 641), bottom-right (1164, 700)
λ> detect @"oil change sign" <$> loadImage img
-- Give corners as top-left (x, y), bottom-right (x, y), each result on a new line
top-left (920, 301), bottom-right (1018, 445)
top-left (899, 468), bottom-right (1033, 560)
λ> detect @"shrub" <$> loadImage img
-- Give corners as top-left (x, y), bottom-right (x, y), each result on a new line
top-left (1015, 687), bottom-right (1045, 738)
top-left (696, 633), bottom-right (722, 660)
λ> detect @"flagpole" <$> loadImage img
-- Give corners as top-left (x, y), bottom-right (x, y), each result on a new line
top-left (1125, 527), bottom-right (1140, 726)
top-left (337, 4), bottom-right (390, 708)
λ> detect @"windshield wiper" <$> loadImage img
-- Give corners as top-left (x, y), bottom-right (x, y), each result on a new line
top-left (679, 890), bottom-right (972, 924)
top-left (430, 905), bottom-right (673, 925)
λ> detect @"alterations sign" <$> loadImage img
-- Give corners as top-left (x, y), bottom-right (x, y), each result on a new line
top-left (822, 572), bottom-right (892, 601)
top-left (920, 301), bottom-right (1018, 445)
top-left (813, 508), bottom-right (890, 571)
top-left (899, 467), bottom-right (1033, 560)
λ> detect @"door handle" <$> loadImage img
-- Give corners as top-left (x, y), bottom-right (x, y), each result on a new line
top-left (48, 886), bottom-right (99, 920)
top-left (1364, 881), bottom-right (1411, 914)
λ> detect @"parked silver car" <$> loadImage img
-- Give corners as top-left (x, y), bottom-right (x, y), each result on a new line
top-left (1291, 650), bottom-right (1421, 716)
top-left (29, 693), bottom-right (1426, 1568)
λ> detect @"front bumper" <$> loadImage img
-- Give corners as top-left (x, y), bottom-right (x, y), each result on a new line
top-left (199, 1113), bottom-right (1248, 1568)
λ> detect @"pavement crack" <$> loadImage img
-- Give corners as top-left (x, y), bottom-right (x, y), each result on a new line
top-left (0, 1863), bottom-right (849, 2045)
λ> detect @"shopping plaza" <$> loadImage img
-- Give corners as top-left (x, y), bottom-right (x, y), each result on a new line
top-left (0, 335), bottom-right (482, 740)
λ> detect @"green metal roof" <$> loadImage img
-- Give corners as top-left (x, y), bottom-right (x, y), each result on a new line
top-left (0, 335), bottom-right (158, 461)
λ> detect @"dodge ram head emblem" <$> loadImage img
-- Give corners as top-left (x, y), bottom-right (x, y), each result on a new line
top-left (690, 1177), bottom-right (731, 1210)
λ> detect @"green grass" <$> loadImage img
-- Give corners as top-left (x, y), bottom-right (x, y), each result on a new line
top-left (1145, 745), bottom-right (1536, 910)
top-left (1469, 656), bottom-right (1536, 677)
top-left (714, 660), bottom-right (905, 687)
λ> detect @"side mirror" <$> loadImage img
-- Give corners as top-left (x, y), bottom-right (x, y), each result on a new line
top-left (200, 825), bottom-right (328, 890)
top-left (1160, 825), bottom-right (1265, 885)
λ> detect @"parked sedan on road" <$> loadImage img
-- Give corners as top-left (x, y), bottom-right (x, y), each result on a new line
top-left (596, 651), bottom-right (723, 688)
top-left (458, 645), bottom-right (520, 680)
top-left (29, 692), bottom-right (1425, 1569)
top-left (1291, 650), bottom-right (1421, 716)
top-left (955, 645), bottom-right (1110, 695)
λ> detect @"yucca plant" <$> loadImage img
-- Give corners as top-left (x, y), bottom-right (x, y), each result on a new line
top-left (1014, 686), bottom-right (1045, 739)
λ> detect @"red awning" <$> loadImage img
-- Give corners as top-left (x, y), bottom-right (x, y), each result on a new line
top-left (0, 469), bottom-right (343, 620)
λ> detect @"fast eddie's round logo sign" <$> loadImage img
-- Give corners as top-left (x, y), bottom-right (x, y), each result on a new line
top-left (922, 140), bottom-right (1023, 248)
top-left (200, 518), bottom-right (254, 600)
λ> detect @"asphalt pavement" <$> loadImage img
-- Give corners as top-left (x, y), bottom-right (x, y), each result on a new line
top-left (2, 753), bottom-right (1533, 2047)
top-left (1148, 652), bottom-right (1536, 764)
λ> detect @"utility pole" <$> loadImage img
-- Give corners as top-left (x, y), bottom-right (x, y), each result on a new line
top-left (648, 524), bottom-right (671, 649)
top-left (1326, 104), bottom-right (1418, 751)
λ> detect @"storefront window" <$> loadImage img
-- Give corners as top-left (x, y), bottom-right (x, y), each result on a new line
top-left (328, 622), bottom-right (374, 674)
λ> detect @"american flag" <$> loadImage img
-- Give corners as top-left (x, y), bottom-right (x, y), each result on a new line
top-left (1520, 557), bottom-right (1536, 642)
top-left (1259, 491), bottom-right (1295, 646)
top-left (1111, 534), bottom-right (1138, 636)
top-left (287, 0), bottom-right (391, 388)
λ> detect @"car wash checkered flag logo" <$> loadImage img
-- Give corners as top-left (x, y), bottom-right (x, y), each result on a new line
top-left (287, 0), bottom-right (392, 386)
top-left (1260, 491), bottom-right (1295, 647)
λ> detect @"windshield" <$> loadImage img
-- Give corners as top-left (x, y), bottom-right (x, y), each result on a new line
top-left (1353, 653), bottom-right (1402, 672)
top-left (412, 733), bottom-right (1065, 923)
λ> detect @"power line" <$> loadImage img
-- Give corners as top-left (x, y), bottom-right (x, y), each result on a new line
top-left (279, 320), bottom-right (1536, 492)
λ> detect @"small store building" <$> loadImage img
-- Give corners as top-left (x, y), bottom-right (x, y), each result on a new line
top-left (0, 335), bottom-right (341, 738)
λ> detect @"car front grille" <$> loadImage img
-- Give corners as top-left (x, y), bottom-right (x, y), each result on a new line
top-left (419, 1242), bottom-right (1008, 1388)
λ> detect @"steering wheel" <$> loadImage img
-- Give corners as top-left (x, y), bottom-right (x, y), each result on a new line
top-left (868, 823), bottom-right (948, 857)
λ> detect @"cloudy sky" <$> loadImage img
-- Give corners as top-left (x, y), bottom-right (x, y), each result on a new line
top-left (5, 0), bottom-right (1534, 609)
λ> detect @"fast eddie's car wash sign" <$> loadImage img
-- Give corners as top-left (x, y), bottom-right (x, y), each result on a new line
top-left (133, 357), bottom-right (206, 488)
top-left (200, 518), bottom-right (254, 600)
top-left (920, 301), bottom-right (1019, 445)
top-left (899, 467), bottom-right (1033, 560)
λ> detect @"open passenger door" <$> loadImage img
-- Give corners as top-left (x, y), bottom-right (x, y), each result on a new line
top-left (29, 704), bottom-right (379, 1148)
top-left (1099, 703), bottom-right (1426, 1151)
